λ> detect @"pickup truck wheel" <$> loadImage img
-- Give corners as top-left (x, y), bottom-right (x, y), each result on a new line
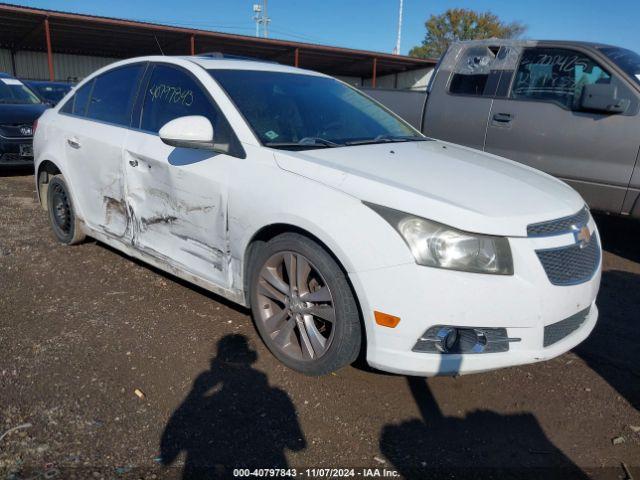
top-left (47, 175), bottom-right (85, 245)
top-left (249, 233), bottom-right (361, 376)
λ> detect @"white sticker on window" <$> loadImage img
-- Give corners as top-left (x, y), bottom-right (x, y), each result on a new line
top-left (1, 78), bottom-right (23, 86)
top-left (264, 130), bottom-right (279, 140)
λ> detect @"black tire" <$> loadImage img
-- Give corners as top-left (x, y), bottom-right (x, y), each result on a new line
top-left (46, 175), bottom-right (85, 245)
top-left (249, 232), bottom-right (362, 376)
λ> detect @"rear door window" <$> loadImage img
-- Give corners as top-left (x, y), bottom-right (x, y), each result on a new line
top-left (86, 64), bottom-right (145, 126)
top-left (511, 48), bottom-right (611, 109)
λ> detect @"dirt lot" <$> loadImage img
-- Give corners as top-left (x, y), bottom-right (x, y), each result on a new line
top-left (1, 170), bottom-right (639, 479)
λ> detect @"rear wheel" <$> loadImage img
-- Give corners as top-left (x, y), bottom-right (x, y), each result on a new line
top-left (249, 233), bottom-right (361, 376)
top-left (47, 175), bottom-right (85, 245)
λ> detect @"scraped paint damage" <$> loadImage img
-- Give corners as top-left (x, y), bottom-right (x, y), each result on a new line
top-left (98, 177), bottom-right (233, 290)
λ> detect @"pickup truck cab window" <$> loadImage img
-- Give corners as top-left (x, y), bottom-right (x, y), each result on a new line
top-left (86, 64), bottom-right (145, 126)
top-left (598, 46), bottom-right (640, 86)
top-left (448, 45), bottom-right (500, 96)
top-left (209, 69), bottom-right (421, 149)
top-left (511, 47), bottom-right (611, 110)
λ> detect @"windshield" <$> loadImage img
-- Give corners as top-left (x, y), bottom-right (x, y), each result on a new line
top-left (208, 70), bottom-right (423, 149)
top-left (0, 78), bottom-right (42, 105)
top-left (598, 46), bottom-right (640, 86)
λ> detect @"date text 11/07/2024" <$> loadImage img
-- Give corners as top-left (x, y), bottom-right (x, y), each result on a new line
top-left (232, 468), bottom-right (400, 478)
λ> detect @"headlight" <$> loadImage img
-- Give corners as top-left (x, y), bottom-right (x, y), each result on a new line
top-left (365, 203), bottom-right (513, 275)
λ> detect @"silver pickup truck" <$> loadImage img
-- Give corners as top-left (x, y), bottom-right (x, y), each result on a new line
top-left (367, 40), bottom-right (640, 218)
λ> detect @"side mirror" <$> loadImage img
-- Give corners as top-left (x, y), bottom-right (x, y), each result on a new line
top-left (159, 115), bottom-right (224, 151)
top-left (580, 83), bottom-right (630, 114)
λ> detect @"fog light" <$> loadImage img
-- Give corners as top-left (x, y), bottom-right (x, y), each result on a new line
top-left (413, 326), bottom-right (520, 354)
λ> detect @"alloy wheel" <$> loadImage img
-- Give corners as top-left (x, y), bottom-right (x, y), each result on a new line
top-left (255, 251), bottom-right (336, 361)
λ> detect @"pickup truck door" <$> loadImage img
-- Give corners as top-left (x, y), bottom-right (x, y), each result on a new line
top-left (123, 64), bottom-right (238, 288)
top-left (423, 45), bottom-right (501, 150)
top-left (484, 45), bottom-right (640, 214)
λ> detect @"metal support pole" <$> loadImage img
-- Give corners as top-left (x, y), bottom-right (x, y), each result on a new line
top-left (190, 34), bottom-right (195, 55)
top-left (10, 49), bottom-right (17, 77)
top-left (294, 47), bottom-right (299, 67)
top-left (372, 57), bottom-right (377, 88)
top-left (44, 17), bottom-right (54, 81)
top-left (264, 0), bottom-right (269, 38)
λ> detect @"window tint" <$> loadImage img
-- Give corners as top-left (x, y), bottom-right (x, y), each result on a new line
top-left (140, 65), bottom-right (235, 150)
top-left (598, 46), bottom-right (640, 86)
top-left (209, 69), bottom-right (418, 147)
top-left (61, 79), bottom-right (93, 116)
top-left (86, 65), bottom-right (144, 125)
top-left (449, 46), bottom-right (498, 96)
top-left (512, 48), bottom-right (611, 109)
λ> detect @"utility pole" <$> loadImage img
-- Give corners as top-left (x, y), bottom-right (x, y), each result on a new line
top-left (393, 0), bottom-right (403, 55)
top-left (263, 0), bottom-right (270, 38)
top-left (252, 1), bottom-right (271, 38)
top-left (253, 3), bottom-right (262, 37)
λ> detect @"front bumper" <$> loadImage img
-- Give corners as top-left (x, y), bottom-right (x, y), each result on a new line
top-left (0, 137), bottom-right (34, 166)
top-left (350, 223), bottom-right (601, 377)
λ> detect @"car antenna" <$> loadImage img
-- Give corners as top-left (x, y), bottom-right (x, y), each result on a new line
top-left (154, 35), bottom-right (165, 55)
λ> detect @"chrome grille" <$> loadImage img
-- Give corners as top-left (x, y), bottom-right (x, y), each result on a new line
top-left (527, 207), bottom-right (590, 237)
top-left (544, 307), bottom-right (590, 347)
top-left (535, 235), bottom-right (600, 286)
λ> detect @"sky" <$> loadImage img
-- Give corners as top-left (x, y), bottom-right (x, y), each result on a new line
top-left (6, 0), bottom-right (640, 56)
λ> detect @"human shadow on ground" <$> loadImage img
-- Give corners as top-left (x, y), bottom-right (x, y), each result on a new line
top-left (380, 376), bottom-right (588, 479)
top-left (160, 334), bottom-right (306, 479)
top-left (575, 269), bottom-right (640, 411)
top-left (575, 214), bottom-right (640, 410)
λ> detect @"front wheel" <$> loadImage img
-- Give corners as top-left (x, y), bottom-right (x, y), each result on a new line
top-left (249, 233), bottom-right (361, 376)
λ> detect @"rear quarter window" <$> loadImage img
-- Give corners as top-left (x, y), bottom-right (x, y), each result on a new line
top-left (60, 79), bottom-right (94, 116)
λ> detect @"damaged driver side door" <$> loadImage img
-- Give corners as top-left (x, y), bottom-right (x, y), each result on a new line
top-left (123, 64), bottom-right (238, 289)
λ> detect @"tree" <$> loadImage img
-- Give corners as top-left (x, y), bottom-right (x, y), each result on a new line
top-left (409, 9), bottom-right (526, 59)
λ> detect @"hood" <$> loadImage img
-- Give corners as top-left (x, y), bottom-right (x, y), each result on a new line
top-left (0, 103), bottom-right (49, 125)
top-left (274, 140), bottom-right (585, 237)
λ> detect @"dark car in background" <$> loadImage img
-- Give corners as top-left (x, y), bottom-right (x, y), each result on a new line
top-left (0, 72), bottom-right (49, 168)
top-left (24, 80), bottom-right (73, 106)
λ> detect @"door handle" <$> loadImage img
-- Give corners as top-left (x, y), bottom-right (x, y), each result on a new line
top-left (129, 159), bottom-right (138, 167)
top-left (492, 113), bottom-right (513, 123)
top-left (67, 137), bottom-right (81, 149)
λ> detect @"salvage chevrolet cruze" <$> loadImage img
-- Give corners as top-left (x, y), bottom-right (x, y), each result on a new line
top-left (33, 55), bottom-right (602, 376)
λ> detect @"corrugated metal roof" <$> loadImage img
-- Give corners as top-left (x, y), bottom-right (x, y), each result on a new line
top-left (0, 2), bottom-right (436, 78)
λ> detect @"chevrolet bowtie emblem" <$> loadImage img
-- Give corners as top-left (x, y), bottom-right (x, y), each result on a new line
top-left (573, 224), bottom-right (591, 249)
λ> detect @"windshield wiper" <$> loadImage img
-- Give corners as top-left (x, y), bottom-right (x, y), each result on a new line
top-left (345, 135), bottom-right (427, 146)
top-left (264, 137), bottom-right (341, 149)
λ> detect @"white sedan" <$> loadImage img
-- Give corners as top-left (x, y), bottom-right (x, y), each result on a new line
top-left (33, 55), bottom-right (601, 376)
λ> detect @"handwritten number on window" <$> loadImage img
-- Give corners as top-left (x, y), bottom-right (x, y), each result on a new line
top-left (149, 83), bottom-right (194, 107)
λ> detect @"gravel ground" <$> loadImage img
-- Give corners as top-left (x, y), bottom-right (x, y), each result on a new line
top-left (1, 170), bottom-right (639, 479)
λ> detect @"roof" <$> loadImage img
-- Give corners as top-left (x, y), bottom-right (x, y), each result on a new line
top-left (187, 55), bottom-right (326, 75)
top-left (454, 38), bottom-right (620, 50)
top-left (0, 3), bottom-right (436, 78)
